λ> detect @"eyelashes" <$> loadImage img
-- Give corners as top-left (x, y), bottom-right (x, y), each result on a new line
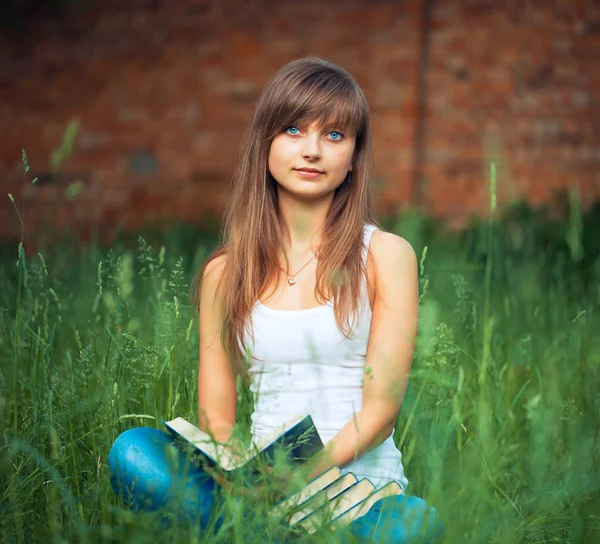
top-left (284, 126), bottom-right (345, 141)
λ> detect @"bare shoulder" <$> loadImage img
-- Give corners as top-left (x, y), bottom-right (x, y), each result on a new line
top-left (199, 253), bottom-right (229, 307)
top-left (368, 230), bottom-right (418, 298)
top-left (367, 229), bottom-right (418, 309)
top-left (370, 230), bottom-right (417, 263)
top-left (203, 252), bottom-right (228, 283)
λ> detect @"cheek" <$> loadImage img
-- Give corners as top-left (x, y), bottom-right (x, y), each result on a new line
top-left (335, 146), bottom-right (355, 171)
top-left (268, 140), bottom-right (288, 170)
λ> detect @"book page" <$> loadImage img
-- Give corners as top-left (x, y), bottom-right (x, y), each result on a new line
top-left (165, 413), bottom-right (317, 472)
top-left (164, 414), bottom-right (313, 472)
top-left (289, 473), bottom-right (358, 526)
top-left (163, 418), bottom-right (236, 470)
top-left (249, 413), bottom-right (305, 453)
top-left (329, 481), bottom-right (403, 531)
top-left (268, 466), bottom-right (342, 518)
top-left (299, 479), bottom-right (376, 535)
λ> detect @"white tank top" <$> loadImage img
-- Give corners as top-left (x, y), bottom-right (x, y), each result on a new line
top-left (240, 224), bottom-right (408, 491)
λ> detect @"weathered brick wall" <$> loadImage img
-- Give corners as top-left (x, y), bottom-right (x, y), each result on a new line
top-left (420, 0), bottom-right (600, 226)
top-left (0, 0), bottom-right (598, 247)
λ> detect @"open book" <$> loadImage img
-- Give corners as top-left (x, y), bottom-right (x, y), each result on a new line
top-left (268, 466), bottom-right (404, 535)
top-left (162, 414), bottom-right (323, 474)
top-left (164, 414), bottom-right (403, 533)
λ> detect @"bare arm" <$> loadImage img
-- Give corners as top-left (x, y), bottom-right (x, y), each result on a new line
top-left (304, 232), bottom-right (419, 480)
top-left (197, 254), bottom-right (239, 446)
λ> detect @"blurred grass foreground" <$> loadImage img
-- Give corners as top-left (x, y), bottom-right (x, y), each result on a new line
top-left (1, 185), bottom-right (599, 543)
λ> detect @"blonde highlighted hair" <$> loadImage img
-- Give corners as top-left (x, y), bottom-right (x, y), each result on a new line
top-left (192, 57), bottom-right (381, 377)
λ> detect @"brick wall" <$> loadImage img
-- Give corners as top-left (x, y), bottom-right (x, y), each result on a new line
top-left (419, 0), bottom-right (600, 226)
top-left (0, 0), bottom-right (598, 247)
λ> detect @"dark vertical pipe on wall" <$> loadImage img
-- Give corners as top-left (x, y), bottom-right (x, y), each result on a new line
top-left (412, 0), bottom-right (434, 208)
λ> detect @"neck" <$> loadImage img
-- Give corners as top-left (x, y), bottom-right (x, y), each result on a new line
top-left (277, 187), bottom-right (333, 256)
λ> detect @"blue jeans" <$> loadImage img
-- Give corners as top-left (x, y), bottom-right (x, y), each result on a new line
top-left (107, 427), bottom-right (444, 542)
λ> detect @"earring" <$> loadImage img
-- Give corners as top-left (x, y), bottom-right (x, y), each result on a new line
top-left (346, 171), bottom-right (352, 183)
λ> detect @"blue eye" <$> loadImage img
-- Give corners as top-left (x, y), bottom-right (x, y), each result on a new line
top-left (285, 126), bottom-right (300, 135)
top-left (329, 131), bottom-right (343, 141)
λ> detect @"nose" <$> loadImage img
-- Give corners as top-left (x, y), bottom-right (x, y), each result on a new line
top-left (301, 133), bottom-right (321, 160)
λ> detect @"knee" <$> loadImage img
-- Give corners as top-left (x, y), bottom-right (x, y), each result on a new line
top-left (108, 427), bottom-right (166, 474)
top-left (107, 427), bottom-right (220, 525)
top-left (379, 495), bottom-right (444, 542)
top-left (107, 428), bottom-right (131, 476)
top-left (107, 427), bottom-right (173, 500)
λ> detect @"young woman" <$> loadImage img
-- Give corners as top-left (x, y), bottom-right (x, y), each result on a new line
top-left (108, 57), bottom-right (443, 542)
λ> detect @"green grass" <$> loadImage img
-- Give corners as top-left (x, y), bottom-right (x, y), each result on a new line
top-left (1, 195), bottom-right (599, 543)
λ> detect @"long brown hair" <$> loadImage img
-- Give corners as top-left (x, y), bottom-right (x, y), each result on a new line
top-left (192, 57), bottom-right (381, 378)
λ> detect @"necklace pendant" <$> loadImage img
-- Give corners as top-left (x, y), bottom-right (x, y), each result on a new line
top-left (287, 277), bottom-right (296, 286)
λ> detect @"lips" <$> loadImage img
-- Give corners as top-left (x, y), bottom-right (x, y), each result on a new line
top-left (295, 168), bottom-right (323, 173)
